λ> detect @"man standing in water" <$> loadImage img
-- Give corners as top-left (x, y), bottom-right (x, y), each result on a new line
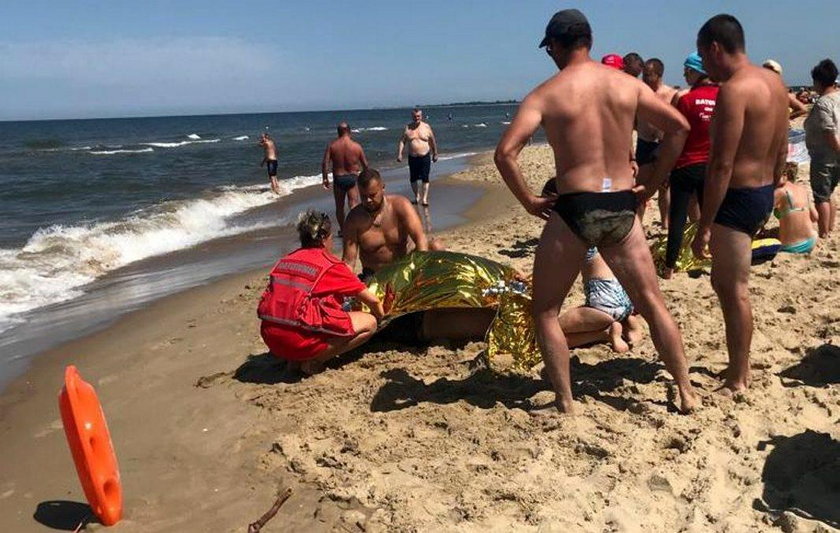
top-left (322, 122), bottom-right (368, 233)
top-left (495, 8), bottom-right (698, 414)
top-left (691, 14), bottom-right (789, 393)
top-left (637, 58), bottom-right (679, 228)
top-left (397, 108), bottom-right (438, 206)
top-left (258, 133), bottom-right (279, 194)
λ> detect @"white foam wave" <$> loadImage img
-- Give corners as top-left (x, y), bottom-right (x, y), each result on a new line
top-left (90, 147), bottom-right (154, 155)
top-left (232, 135), bottom-right (249, 141)
top-left (41, 145), bottom-right (93, 153)
top-left (474, 123), bottom-right (488, 128)
top-left (501, 121), bottom-right (511, 125)
top-left (187, 133), bottom-right (201, 140)
top-left (436, 152), bottom-right (479, 162)
top-left (142, 138), bottom-right (220, 148)
top-left (0, 185), bottom-right (282, 329)
top-left (351, 126), bottom-right (389, 133)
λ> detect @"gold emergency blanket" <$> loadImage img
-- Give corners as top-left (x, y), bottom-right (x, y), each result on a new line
top-left (365, 251), bottom-right (540, 370)
top-left (651, 222), bottom-right (711, 274)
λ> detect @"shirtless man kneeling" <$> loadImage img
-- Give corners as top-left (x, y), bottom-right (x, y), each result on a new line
top-left (342, 168), bottom-right (491, 343)
top-left (495, 8), bottom-right (697, 414)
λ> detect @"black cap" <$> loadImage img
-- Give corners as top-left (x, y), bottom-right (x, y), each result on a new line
top-left (539, 9), bottom-right (591, 48)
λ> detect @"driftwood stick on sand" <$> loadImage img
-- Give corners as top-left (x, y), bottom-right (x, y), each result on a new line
top-left (248, 487), bottom-right (293, 532)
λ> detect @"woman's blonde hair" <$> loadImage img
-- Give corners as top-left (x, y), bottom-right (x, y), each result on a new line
top-left (296, 209), bottom-right (332, 248)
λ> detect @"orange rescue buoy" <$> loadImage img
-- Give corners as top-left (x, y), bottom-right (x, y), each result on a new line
top-left (58, 365), bottom-right (123, 526)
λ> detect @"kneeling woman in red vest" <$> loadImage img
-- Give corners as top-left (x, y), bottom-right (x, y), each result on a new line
top-left (258, 210), bottom-right (384, 374)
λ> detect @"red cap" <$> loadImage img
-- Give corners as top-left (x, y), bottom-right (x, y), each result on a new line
top-left (601, 54), bottom-right (624, 70)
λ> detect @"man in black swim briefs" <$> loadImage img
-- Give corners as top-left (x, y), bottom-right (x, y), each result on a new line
top-left (322, 122), bottom-right (368, 234)
top-left (691, 15), bottom-right (789, 394)
top-left (259, 133), bottom-right (279, 194)
top-left (495, 9), bottom-right (698, 414)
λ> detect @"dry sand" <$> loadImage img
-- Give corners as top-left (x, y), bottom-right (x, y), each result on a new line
top-left (1, 145), bottom-right (838, 532)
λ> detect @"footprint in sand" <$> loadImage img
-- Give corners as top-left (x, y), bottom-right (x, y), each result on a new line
top-left (34, 418), bottom-right (63, 438)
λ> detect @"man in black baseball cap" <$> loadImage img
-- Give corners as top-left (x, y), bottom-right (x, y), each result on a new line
top-left (496, 7), bottom-right (698, 415)
top-left (538, 8), bottom-right (592, 49)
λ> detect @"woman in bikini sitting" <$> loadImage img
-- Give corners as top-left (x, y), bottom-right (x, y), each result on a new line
top-left (773, 171), bottom-right (818, 254)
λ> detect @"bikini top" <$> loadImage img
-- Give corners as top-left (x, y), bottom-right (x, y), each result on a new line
top-left (773, 189), bottom-right (806, 220)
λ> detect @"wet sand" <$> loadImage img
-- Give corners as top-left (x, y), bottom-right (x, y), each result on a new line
top-left (1, 145), bottom-right (838, 532)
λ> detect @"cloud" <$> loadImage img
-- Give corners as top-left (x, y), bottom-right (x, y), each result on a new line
top-left (0, 37), bottom-right (284, 118)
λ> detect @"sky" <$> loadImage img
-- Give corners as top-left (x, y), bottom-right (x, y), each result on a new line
top-left (1, 0), bottom-right (838, 121)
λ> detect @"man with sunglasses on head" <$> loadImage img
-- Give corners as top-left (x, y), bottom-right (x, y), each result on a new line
top-left (495, 8), bottom-right (698, 414)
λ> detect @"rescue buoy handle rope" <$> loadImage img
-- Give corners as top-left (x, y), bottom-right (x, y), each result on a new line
top-left (73, 513), bottom-right (93, 533)
top-left (248, 487), bottom-right (293, 532)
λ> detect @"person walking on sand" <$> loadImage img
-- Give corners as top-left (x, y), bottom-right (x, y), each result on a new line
top-left (397, 108), bottom-right (438, 206)
top-left (690, 14), bottom-right (789, 393)
top-left (495, 8), bottom-right (698, 414)
top-left (322, 122), bottom-right (368, 234)
top-left (258, 132), bottom-right (279, 194)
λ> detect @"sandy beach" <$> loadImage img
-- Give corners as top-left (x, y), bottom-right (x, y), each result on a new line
top-left (1, 145), bottom-right (838, 532)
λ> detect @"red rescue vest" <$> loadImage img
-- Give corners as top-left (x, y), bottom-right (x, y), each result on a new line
top-left (257, 247), bottom-right (350, 335)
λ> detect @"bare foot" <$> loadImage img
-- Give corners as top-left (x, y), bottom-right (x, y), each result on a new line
top-left (677, 385), bottom-right (700, 414)
top-left (622, 315), bottom-right (644, 345)
top-left (609, 322), bottom-right (630, 353)
top-left (530, 398), bottom-right (577, 417)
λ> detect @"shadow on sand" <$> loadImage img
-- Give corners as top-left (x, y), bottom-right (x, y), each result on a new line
top-left (33, 500), bottom-right (96, 531)
top-left (754, 430), bottom-right (840, 529)
top-left (779, 344), bottom-right (840, 387)
top-left (371, 356), bottom-right (666, 413)
top-left (497, 238), bottom-right (539, 259)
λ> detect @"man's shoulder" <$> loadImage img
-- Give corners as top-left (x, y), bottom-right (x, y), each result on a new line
top-left (387, 194), bottom-right (413, 210)
top-left (346, 204), bottom-right (368, 223)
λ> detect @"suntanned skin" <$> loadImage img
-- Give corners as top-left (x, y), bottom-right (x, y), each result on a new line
top-left (397, 110), bottom-right (438, 205)
top-left (322, 123), bottom-right (368, 232)
top-left (343, 179), bottom-right (429, 273)
top-left (638, 61), bottom-right (680, 229)
top-left (773, 175), bottom-right (818, 246)
top-left (258, 133), bottom-right (279, 194)
top-left (495, 36), bottom-right (697, 415)
top-left (691, 38), bottom-right (789, 394)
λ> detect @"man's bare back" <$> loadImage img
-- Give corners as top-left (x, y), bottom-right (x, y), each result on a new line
top-left (495, 8), bottom-right (696, 414)
top-left (507, 61), bottom-right (682, 198)
top-left (327, 136), bottom-right (366, 176)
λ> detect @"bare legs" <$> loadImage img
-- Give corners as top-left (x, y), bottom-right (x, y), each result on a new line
top-left (410, 181), bottom-right (431, 205)
top-left (709, 224), bottom-right (753, 392)
top-left (270, 176), bottom-right (280, 195)
top-left (815, 199), bottom-right (835, 238)
top-left (299, 312), bottom-right (378, 375)
top-left (598, 219), bottom-right (698, 413)
top-left (532, 215), bottom-right (589, 413)
top-left (333, 186), bottom-right (360, 234)
top-left (558, 307), bottom-right (629, 353)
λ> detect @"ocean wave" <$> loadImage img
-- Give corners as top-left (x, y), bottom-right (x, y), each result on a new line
top-left (501, 121), bottom-right (511, 125)
top-left (351, 126), bottom-right (389, 133)
top-left (187, 133), bottom-right (201, 140)
top-left (142, 138), bottom-right (220, 148)
top-left (0, 184), bottom-right (283, 330)
top-left (90, 147), bottom-right (155, 155)
top-left (474, 123), bottom-right (488, 128)
top-left (233, 135), bottom-right (249, 141)
top-left (436, 152), bottom-right (479, 161)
